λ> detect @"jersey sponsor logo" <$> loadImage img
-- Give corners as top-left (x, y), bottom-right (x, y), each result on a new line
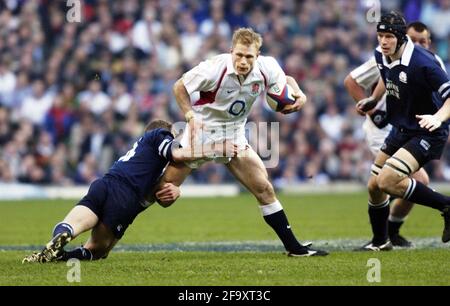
top-left (399, 71), bottom-right (407, 83)
top-left (228, 100), bottom-right (246, 116)
top-left (386, 79), bottom-right (400, 99)
top-left (420, 139), bottom-right (431, 151)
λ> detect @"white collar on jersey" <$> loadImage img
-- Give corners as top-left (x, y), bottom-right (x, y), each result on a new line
top-left (226, 55), bottom-right (235, 75)
top-left (225, 54), bottom-right (262, 84)
top-left (378, 35), bottom-right (414, 69)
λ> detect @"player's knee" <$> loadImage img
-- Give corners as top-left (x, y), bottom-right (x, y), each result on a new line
top-left (367, 163), bottom-right (383, 192)
top-left (367, 176), bottom-right (380, 194)
top-left (378, 156), bottom-right (412, 193)
top-left (85, 244), bottom-right (110, 260)
top-left (93, 249), bottom-right (110, 260)
top-left (376, 171), bottom-right (397, 194)
top-left (420, 173), bottom-right (430, 186)
top-left (253, 181), bottom-right (275, 202)
top-left (412, 169), bottom-right (429, 186)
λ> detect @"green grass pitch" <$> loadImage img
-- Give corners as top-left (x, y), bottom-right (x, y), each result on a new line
top-left (0, 193), bottom-right (448, 285)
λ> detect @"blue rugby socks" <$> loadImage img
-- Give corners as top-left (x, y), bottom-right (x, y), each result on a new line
top-left (388, 215), bottom-right (405, 237)
top-left (52, 222), bottom-right (74, 238)
top-left (61, 247), bottom-right (93, 261)
top-left (368, 198), bottom-right (390, 245)
top-left (404, 179), bottom-right (449, 211)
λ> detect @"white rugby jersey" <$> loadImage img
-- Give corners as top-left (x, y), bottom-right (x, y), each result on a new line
top-left (350, 56), bottom-right (387, 112)
top-left (182, 53), bottom-right (286, 128)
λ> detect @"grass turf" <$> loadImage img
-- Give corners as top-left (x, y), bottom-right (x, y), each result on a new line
top-left (0, 193), bottom-right (448, 285)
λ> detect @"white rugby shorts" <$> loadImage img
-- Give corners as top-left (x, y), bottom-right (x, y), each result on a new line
top-left (362, 116), bottom-right (392, 156)
top-left (179, 123), bottom-right (249, 169)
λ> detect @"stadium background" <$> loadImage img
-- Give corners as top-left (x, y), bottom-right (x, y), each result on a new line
top-left (1, 0), bottom-right (449, 287)
top-left (0, 0), bottom-right (449, 191)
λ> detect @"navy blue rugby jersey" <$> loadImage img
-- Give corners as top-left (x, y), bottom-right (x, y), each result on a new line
top-left (374, 36), bottom-right (450, 132)
top-left (106, 128), bottom-right (179, 202)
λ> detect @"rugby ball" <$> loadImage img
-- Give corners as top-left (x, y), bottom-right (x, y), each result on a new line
top-left (266, 83), bottom-right (296, 112)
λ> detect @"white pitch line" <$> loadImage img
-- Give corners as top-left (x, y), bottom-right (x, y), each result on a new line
top-left (2, 237), bottom-right (449, 252)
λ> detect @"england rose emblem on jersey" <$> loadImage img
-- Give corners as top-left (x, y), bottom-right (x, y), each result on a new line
top-left (251, 83), bottom-right (260, 96)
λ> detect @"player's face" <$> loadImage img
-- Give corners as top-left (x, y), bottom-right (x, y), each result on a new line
top-left (377, 32), bottom-right (398, 56)
top-left (407, 28), bottom-right (430, 49)
top-left (231, 43), bottom-right (259, 76)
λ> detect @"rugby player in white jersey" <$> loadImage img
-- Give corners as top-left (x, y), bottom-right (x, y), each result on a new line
top-left (159, 27), bottom-right (328, 257)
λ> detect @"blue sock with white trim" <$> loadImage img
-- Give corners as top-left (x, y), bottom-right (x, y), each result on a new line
top-left (405, 179), bottom-right (449, 211)
top-left (52, 222), bottom-right (74, 238)
top-left (368, 198), bottom-right (390, 245)
top-left (388, 215), bottom-right (405, 237)
top-left (61, 247), bottom-right (93, 261)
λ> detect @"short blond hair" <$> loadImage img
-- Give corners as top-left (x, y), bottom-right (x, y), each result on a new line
top-left (232, 27), bottom-right (263, 50)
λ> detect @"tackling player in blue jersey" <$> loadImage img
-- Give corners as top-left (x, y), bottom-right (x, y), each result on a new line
top-left (22, 119), bottom-right (237, 263)
top-left (356, 11), bottom-right (450, 251)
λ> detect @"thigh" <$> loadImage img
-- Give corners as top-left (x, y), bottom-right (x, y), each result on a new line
top-left (373, 150), bottom-right (391, 168)
top-left (380, 148), bottom-right (420, 184)
top-left (411, 167), bottom-right (430, 185)
top-left (226, 146), bottom-right (270, 193)
top-left (393, 148), bottom-right (420, 173)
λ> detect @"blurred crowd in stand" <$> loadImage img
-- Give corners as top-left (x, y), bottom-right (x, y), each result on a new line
top-left (0, 0), bottom-right (449, 187)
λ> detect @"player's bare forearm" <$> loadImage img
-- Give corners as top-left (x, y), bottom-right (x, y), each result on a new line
top-left (155, 183), bottom-right (180, 208)
top-left (154, 163), bottom-right (192, 208)
top-left (172, 141), bottom-right (238, 163)
top-left (371, 77), bottom-right (386, 101)
top-left (173, 78), bottom-right (193, 115)
top-left (343, 74), bottom-right (366, 102)
top-left (171, 147), bottom-right (203, 162)
top-left (356, 78), bottom-right (386, 113)
top-left (435, 98), bottom-right (450, 123)
top-left (150, 175), bottom-right (184, 208)
top-left (286, 75), bottom-right (302, 95)
top-left (416, 98), bottom-right (450, 131)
